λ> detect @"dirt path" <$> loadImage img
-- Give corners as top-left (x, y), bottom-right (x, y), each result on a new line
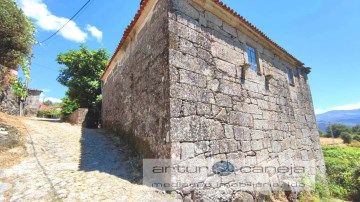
top-left (0, 118), bottom-right (177, 202)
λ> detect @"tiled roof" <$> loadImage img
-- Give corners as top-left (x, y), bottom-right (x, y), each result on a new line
top-left (39, 103), bottom-right (62, 111)
top-left (101, 0), bottom-right (303, 80)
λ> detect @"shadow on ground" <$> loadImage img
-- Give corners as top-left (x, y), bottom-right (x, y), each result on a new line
top-left (33, 118), bottom-right (62, 123)
top-left (78, 127), bottom-right (142, 183)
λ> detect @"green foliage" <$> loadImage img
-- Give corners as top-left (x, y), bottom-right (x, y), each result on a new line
top-left (319, 130), bottom-right (325, 137)
top-left (44, 100), bottom-right (54, 106)
top-left (326, 124), bottom-right (351, 138)
top-left (60, 97), bottom-right (80, 115)
top-left (353, 125), bottom-right (360, 135)
top-left (353, 135), bottom-right (360, 142)
top-left (56, 44), bottom-right (108, 110)
top-left (0, 0), bottom-right (36, 74)
top-left (299, 175), bottom-right (331, 202)
top-left (323, 146), bottom-right (360, 200)
top-left (341, 132), bottom-right (353, 144)
top-left (37, 108), bottom-right (61, 117)
top-left (11, 78), bottom-right (28, 101)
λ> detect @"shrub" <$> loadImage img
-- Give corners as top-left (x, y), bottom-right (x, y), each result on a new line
top-left (353, 135), bottom-right (360, 142)
top-left (298, 175), bottom-right (331, 202)
top-left (326, 124), bottom-right (352, 138)
top-left (341, 132), bottom-right (352, 144)
top-left (37, 108), bottom-right (61, 118)
top-left (323, 146), bottom-right (360, 200)
top-left (319, 130), bottom-right (326, 137)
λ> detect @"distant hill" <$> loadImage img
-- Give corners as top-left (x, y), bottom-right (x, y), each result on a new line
top-left (317, 109), bottom-right (360, 132)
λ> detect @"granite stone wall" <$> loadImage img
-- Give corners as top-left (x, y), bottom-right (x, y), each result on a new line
top-left (0, 87), bottom-right (19, 116)
top-left (167, 0), bottom-right (326, 198)
top-left (102, 0), bottom-right (326, 199)
top-left (102, 0), bottom-right (171, 158)
top-left (69, 108), bottom-right (88, 125)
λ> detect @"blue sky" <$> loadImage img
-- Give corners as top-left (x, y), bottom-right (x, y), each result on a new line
top-left (17, 0), bottom-right (360, 114)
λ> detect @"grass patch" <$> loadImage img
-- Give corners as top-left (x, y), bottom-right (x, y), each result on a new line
top-left (323, 145), bottom-right (360, 201)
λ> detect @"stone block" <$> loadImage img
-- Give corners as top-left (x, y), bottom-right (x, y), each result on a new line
top-left (181, 143), bottom-right (195, 160)
top-left (229, 111), bottom-right (253, 127)
top-left (233, 126), bottom-right (251, 141)
top-left (170, 98), bottom-right (182, 117)
top-left (252, 130), bottom-right (265, 140)
top-left (170, 116), bottom-right (224, 142)
top-left (224, 124), bottom-right (234, 139)
top-left (211, 42), bottom-right (244, 65)
top-left (179, 69), bottom-right (207, 87)
top-left (197, 102), bottom-right (212, 116)
top-left (218, 79), bottom-right (242, 96)
top-left (215, 93), bottom-right (232, 107)
top-left (170, 49), bottom-right (212, 76)
top-left (251, 140), bottom-right (263, 151)
top-left (172, 0), bottom-right (200, 20)
top-left (205, 11), bottom-right (223, 27)
top-left (222, 23), bottom-right (237, 37)
top-left (207, 79), bottom-right (220, 92)
top-left (214, 58), bottom-right (237, 78)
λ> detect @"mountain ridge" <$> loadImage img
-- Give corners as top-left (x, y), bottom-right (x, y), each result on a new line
top-left (316, 109), bottom-right (360, 131)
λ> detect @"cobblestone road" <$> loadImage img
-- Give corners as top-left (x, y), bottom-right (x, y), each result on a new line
top-left (0, 118), bottom-right (177, 202)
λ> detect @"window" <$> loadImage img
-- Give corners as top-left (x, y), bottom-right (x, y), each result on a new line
top-left (265, 78), bottom-right (270, 91)
top-left (286, 67), bottom-right (295, 86)
top-left (246, 45), bottom-right (257, 72)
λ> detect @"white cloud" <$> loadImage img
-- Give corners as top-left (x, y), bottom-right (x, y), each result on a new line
top-left (86, 25), bottom-right (103, 42)
top-left (42, 89), bottom-right (50, 93)
top-left (44, 97), bottom-right (62, 103)
top-left (18, 0), bottom-right (102, 43)
top-left (39, 92), bottom-right (61, 103)
top-left (315, 102), bottom-right (360, 115)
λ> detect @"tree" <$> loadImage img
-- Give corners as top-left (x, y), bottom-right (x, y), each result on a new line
top-left (341, 132), bottom-right (352, 144)
top-left (326, 124), bottom-right (352, 138)
top-left (11, 78), bottom-right (28, 102)
top-left (0, 0), bottom-right (36, 75)
top-left (352, 125), bottom-right (360, 135)
top-left (60, 97), bottom-right (79, 115)
top-left (0, 0), bottom-right (36, 105)
top-left (44, 100), bottom-right (54, 106)
top-left (353, 135), bottom-right (360, 142)
top-left (56, 45), bottom-right (108, 126)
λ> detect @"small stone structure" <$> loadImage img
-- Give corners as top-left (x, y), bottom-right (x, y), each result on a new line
top-left (101, 0), bottom-right (326, 199)
top-left (69, 108), bottom-right (88, 125)
top-left (25, 89), bottom-right (43, 117)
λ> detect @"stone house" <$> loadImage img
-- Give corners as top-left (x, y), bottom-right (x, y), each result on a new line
top-left (25, 89), bottom-right (43, 117)
top-left (101, 0), bottom-right (326, 199)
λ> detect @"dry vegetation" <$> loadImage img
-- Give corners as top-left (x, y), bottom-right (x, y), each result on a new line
top-left (320, 137), bottom-right (346, 146)
top-left (0, 112), bottom-right (27, 168)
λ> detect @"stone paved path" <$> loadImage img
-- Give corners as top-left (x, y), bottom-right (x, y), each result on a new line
top-left (0, 118), bottom-right (177, 202)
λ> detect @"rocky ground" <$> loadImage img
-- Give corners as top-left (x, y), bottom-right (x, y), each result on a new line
top-left (0, 116), bottom-right (179, 202)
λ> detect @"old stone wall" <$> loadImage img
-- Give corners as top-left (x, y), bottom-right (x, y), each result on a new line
top-left (167, 0), bottom-right (325, 197)
top-left (102, 0), bottom-right (171, 158)
top-left (25, 90), bottom-right (42, 117)
top-left (69, 108), bottom-right (88, 125)
top-left (103, 0), bottom-right (326, 199)
top-left (0, 87), bottom-right (19, 116)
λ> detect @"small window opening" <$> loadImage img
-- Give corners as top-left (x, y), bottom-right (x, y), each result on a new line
top-left (265, 75), bottom-right (272, 92)
top-left (286, 67), bottom-right (295, 86)
top-left (246, 45), bottom-right (258, 72)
